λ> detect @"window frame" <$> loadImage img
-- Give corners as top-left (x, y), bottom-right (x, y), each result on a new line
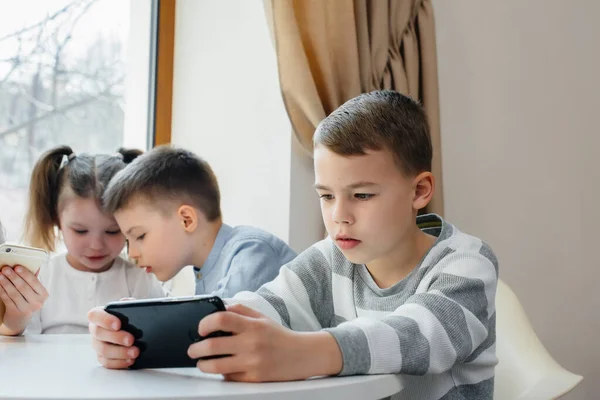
top-left (151, 0), bottom-right (176, 147)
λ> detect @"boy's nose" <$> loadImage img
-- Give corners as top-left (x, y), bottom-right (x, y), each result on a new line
top-left (332, 203), bottom-right (353, 224)
top-left (128, 244), bottom-right (140, 260)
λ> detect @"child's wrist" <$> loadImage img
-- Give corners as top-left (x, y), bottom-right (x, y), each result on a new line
top-left (297, 331), bottom-right (343, 377)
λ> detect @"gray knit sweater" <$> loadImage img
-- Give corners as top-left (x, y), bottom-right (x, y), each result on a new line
top-left (231, 214), bottom-right (498, 400)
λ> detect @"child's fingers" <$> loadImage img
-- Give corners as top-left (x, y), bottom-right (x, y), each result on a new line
top-left (88, 322), bottom-right (135, 347)
top-left (2, 268), bottom-right (41, 307)
top-left (0, 284), bottom-right (18, 312)
top-left (0, 267), bottom-right (12, 281)
top-left (0, 273), bottom-right (29, 313)
top-left (87, 307), bottom-right (122, 331)
top-left (96, 355), bottom-right (135, 370)
top-left (198, 311), bottom-right (248, 337)
top-left (226, 303), bottom-right (264, 319)
top-left (196, 354), bottom-right (246, 376)
top-left (222, 372), bottom-right (247, 382)
top-left (13, 266), bottom-right (48, 299)
top-left (91, 336), bottom-right (139, 360)
top-left (188, 335), bottom-right (236, 359)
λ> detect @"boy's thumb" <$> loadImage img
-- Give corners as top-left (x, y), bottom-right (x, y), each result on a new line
top-left (226, 303), bottom-right (263, 319)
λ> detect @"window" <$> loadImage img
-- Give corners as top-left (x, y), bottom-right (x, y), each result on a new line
top-left (0, 0), bottom-right (159, 241)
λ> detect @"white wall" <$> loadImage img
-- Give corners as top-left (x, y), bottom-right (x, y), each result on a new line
top-left (172, 0), bottom-right (291, 242)
top-left (169, 0), bottom-right (323, 294)
top-left (433, 1), bottom-right (600, 398)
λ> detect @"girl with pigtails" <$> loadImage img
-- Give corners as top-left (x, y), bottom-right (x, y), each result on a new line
top-left (0, 146), bottom-right (164, 336)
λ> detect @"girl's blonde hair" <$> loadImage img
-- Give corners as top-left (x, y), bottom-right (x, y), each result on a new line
top-left (23, 145), bottom-right (142, 251)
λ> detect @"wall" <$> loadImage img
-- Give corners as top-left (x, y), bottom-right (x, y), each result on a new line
top-left (172, 0), bottom-right (291, 241)
top-left (168, 0), bottom-right (322, 295)
top-left (433, 1), bottom-right (600, 398)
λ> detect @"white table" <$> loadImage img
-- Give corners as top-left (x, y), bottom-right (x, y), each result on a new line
top-left (0, 335), bottom-right (403, 399)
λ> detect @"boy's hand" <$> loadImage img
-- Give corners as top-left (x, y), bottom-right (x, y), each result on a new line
top-left (188, 304), bottom-right (343, 382)
top-left (87, 307), bottom-right (138, 369)
top-left (0, 265), bottom-right (48, 333)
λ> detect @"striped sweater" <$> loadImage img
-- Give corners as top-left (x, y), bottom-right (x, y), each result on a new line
top-left (231, 214), bottom-right (498, 400)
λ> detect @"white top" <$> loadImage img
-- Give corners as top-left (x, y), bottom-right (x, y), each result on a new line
top-left (0, 334), bottom-right (404, 399)
top-left (26, 254), bottom-right (165, 334)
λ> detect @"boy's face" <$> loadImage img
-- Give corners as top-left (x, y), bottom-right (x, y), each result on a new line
top-left (314, 146), bottom-right (420, 266)
top-left (114, 200), bottom-right (192, 282)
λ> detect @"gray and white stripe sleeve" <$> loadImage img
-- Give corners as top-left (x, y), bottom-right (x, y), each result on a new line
top-left (229, 243), bottom-right (335, 332)
top-left (325, 244), bottom-right (498, 376)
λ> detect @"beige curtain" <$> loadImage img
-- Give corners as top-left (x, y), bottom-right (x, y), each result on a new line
top-left (265, 0), bottom-right (443, 215)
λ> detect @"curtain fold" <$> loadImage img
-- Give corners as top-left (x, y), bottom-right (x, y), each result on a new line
top-left (266, 0), bottom-right (443, 215)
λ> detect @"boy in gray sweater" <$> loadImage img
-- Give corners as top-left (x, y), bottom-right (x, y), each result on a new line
top-left (89, 91), bottom-right (498, 400)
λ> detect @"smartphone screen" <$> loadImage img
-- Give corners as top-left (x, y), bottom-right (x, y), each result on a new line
top-left (105, 296), bottom-right (229, 369)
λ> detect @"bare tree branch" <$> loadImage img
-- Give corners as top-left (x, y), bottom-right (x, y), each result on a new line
top-left (0, 0), bottom-right (79, 42)
top-left (0, 97), bottom-right (94, 139)
top-left (0, 78), bottom-right (123, 140)
top-left (17, 85), bottom-right (54, 112)
top-left (0, 36), bottom-right (25, 85)
top-left (0, 18), bottom-right (47, 86)
top-left (1, 0), bottom-right (101, 86)
top-left (2, 60), bottom-right (123, 83)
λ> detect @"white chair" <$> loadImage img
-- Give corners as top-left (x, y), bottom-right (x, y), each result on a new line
top-left (494, 279), bottom-right (583, 399)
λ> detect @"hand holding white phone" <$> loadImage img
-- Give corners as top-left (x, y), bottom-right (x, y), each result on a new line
top-left (0, 243), bottom-right (47, 274)
top-left (0, 243), bottom-right (49, 332)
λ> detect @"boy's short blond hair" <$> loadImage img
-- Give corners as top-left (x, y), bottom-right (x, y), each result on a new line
top-left (103, 146), bottom-right (221, 220)
top-left (314, 90), bottom-right (432, 176)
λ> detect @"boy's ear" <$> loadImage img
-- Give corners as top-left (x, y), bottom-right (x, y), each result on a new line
top-left (177, 205), bottom-right (199, 233)
top-left (412, 171), bottom-right (435, 211)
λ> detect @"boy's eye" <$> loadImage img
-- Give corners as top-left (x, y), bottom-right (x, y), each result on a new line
top-left (106, 230), bottom-right (121, 235)
top-left (319, 194), bottom-right (334, 201)
top-left (136, 233), bottom-right (146, 241)
top-left (354, 193), bottom-right (374, 200)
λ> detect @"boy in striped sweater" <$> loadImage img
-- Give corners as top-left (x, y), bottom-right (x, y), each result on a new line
top-left (89, 91), bottom-right (498, 400)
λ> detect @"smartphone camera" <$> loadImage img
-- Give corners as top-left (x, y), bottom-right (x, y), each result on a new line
top-left (4, 248), bottom-right (11, 253)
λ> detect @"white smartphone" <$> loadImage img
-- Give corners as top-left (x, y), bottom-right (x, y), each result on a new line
top-left (0, 243), bottom-right (48, 275)
top-left (0, 243), bottom-right (48, 325)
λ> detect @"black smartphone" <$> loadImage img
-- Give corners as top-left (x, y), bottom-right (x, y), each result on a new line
top-left (104, 295), bottom-right (231, 369)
